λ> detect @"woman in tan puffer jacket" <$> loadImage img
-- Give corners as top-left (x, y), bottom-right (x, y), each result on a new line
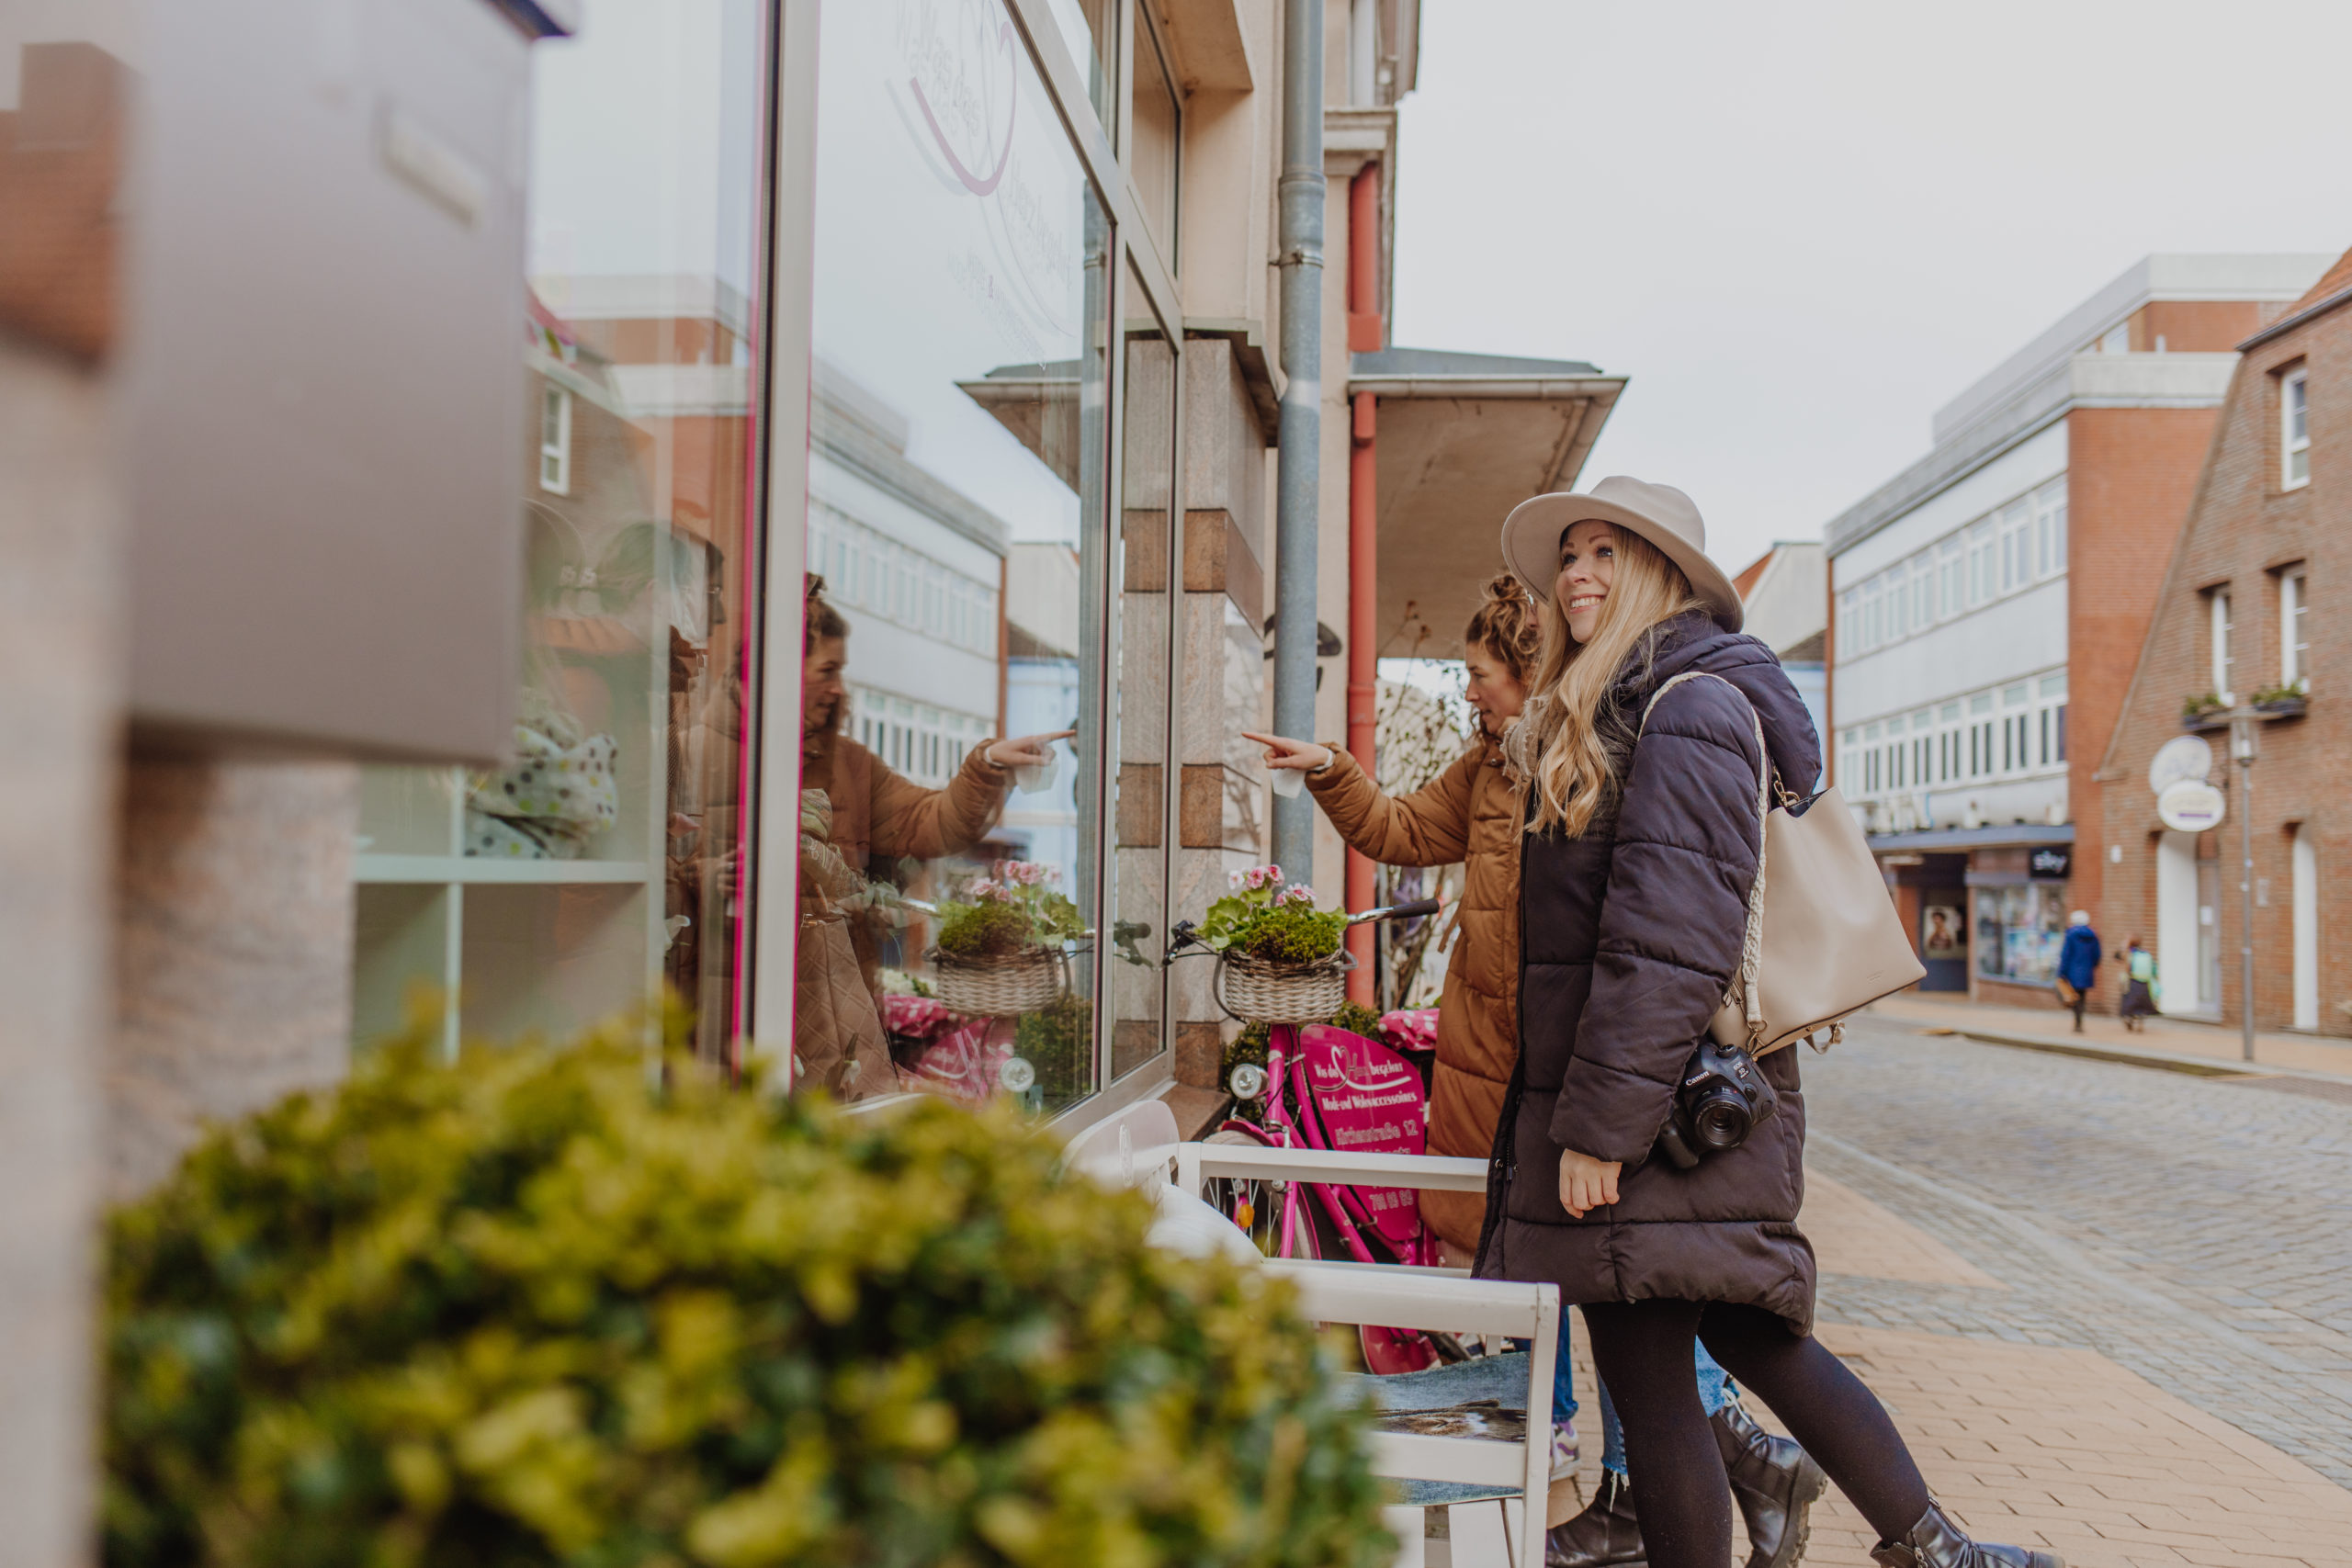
top-left (1243, 572), bottom-right (1539, 1258)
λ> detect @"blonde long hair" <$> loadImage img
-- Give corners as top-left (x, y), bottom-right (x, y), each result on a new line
top-left (1513, 525), bottom-right (1704, 837)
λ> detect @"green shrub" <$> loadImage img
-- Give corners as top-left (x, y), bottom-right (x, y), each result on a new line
top-left (104, 1022), bottom-right (1394, 1568)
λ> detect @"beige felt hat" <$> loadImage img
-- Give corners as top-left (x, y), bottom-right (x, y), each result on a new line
top-left (1498, 476), bottom-right (1745, 633)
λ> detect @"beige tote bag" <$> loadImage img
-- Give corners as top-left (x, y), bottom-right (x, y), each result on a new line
top-left (1642, 673), bottom-right (1925, 1057)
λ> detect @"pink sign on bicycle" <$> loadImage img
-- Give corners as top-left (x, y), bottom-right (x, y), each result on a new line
top-left (1295, 1023), bottom-right (1426, 1250)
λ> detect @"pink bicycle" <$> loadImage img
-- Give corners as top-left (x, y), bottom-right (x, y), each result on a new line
top-left (1167, 899), bottom-right (1462, 1373)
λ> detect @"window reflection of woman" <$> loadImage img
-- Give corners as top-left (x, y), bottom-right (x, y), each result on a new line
top-left (796, 576), bottom-right (1071, 988)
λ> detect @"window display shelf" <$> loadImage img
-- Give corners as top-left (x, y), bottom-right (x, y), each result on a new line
top-left (356, 854), bottom-right (655, 886)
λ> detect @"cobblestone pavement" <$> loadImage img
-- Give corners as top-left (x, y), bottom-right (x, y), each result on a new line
top-left (1802, 1012), bottom-right (2352, 1491)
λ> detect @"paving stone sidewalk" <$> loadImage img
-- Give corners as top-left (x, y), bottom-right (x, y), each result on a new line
top-left (1533, 1015), bottom-right (2352, 1566)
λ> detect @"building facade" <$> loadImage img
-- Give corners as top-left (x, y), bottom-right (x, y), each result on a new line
top-left (1730, 539), bottom-right (1828, 774)
top-left (2096, 247), bottom-right (2352, 1032)
top-left (1825, 254), bottom-right (2328, 1001)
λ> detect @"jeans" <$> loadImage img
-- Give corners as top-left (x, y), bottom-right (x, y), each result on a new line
top-left (1598, 1340), bottom-right (1733, 1476)
top-left (1510, 1321), bottom-right (1581, 1430)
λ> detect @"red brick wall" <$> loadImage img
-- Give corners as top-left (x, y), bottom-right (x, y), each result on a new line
top-left (2064, 405), bottom-right (2227, 1010)
top-left (2130, 300), bottom-right (2278, 355)
top-left (2096, 296), bottom-right (2352, 1033)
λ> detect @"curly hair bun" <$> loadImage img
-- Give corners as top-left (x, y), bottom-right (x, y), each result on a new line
top-left (1465, 571), bottom-right (1541, 681)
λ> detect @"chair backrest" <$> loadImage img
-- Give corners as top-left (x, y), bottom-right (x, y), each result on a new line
top-left (1062, 1099), bottom-right (1182, 1188)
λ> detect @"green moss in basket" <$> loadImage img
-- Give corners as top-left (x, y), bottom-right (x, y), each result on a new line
top-left (103, 1014), bottom-right (1396, 1568)
top-left (1197, 865), bottom-right (1346, 965)
top-left (937, 861), bottom-right (1085, 959)
top-left (935, 897), bottom-right (1033, 958)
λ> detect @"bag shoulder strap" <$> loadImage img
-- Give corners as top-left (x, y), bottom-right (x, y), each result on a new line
top-left (1636, 671), bottom-right (1770, 1050)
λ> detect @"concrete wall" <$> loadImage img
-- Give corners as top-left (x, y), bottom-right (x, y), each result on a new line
top-left (0, 333), bottom-right (118, 1568)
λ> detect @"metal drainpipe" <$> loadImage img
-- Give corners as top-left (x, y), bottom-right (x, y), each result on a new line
top-left (1344, 390), bottom-right (1377, 1001)
top-left (1343, 158), bottom-right (1383, 1003)
top-left (1271, 0), bottom-right (1324, 885)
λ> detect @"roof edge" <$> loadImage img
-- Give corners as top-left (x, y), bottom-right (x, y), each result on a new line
top-left (2237, 284), bottom-right (2352, 354)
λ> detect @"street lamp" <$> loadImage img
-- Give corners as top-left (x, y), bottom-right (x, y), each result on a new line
top-left (2230, 710), bottom-right (2258, 1063)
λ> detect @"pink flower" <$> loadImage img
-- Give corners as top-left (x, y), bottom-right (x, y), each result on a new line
top-left (1280, 884), bottom-right (1316, 906)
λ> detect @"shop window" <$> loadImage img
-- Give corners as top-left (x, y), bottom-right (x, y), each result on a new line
top-left (1129, 1), bottom-right (1181, 260)
top-left (1108, 264), bottom-right (1177, 1081)
top-left (2282, 365), bottom-right (2310, 490)
top-left (352, 3), bottom-right (766, 1065)
top-left (1044, 0), bottom-right (1120, 137)
top-left (798, 0), bottom-right (1119, 1112)
top-left (1974, 883), bottom-right (2067, 983)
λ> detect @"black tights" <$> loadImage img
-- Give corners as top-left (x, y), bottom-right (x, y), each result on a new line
top-left (1582, 1299), bottom-right (1931, 1568)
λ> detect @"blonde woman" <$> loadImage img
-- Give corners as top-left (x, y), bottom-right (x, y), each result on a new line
top-left (1482, 479), bottom-right (2059, 1568)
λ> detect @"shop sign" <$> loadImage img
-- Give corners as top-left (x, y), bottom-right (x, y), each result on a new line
top-left (2148, 735), bottom-right (2213, 794)
top-left (2157, 779), bottom-right (2226, 833)
top-left (2028, 847), bottom-right (2071, 880)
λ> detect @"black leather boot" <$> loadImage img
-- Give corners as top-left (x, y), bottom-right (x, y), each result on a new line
top-left (1544, 1468), bottom-right (1646, 1567)
top-left (1870, 1500), bottom-right (2064, 1567)
top-left (1712, 1397), bottom-right (1826, 1568)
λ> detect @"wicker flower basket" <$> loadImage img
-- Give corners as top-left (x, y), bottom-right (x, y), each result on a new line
top-left (1214, 950), bottom-right (1354, 1025)
top-left (928, 945), bottom-right (1067, 1017)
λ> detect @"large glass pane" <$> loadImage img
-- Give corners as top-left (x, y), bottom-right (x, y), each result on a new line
top-left (1040, 0), bottom-right (1119, 134)
top-left (350, 0), bottom-right (767, 1063)
top-left (1110, 265), bottom-right (1174, 1080)
top-left (800, 0), bottom-right (1111, 1112)
top-left (1129, 6), bottom-right (1180, 256)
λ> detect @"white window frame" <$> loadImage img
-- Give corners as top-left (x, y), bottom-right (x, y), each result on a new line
top-left (2033, 478), bottom-right (2067, 580)
top-left (1996, 500), bottom-right (2032, 594)
top-left (2281, 569), bottom-right (2309, 690)
top-left (2211, 588), bottom-right (2234, 701)
top-left (1910, 556), bottom-right (1933, 630)
top-left (2283, 366), bottom-right (2311, 491)
top-left (538, 382), bottom-right (573, 495)
top-left (1966, 521), bottom-right (1996, 607)
top-left (1937, 536), bottom-right (1963, 620)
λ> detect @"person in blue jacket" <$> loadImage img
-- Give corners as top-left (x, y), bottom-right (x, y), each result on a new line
top-left (2057, 911), bottom-right (2101, 1032)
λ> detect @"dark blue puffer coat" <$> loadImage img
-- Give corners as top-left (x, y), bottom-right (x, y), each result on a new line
top-left (1476, 610), bottom-right (1826, 1333)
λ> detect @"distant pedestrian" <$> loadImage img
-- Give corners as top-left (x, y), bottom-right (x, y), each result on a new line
top-left (2118, 938), bottom-right (2157, 1032)
top-left (2055, 911), bottom-right (2099, 1033)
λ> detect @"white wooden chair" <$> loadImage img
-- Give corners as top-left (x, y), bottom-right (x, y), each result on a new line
top-left (1170, 1142), bottom-right (1560, 1568)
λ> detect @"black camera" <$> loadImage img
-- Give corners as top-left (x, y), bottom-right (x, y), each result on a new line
top-left (1655, 1037), bottom-right (1779, 1170)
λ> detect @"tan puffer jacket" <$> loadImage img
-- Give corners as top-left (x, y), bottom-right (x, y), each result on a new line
top-left (1306, 734), bottom-right (1519, 1253)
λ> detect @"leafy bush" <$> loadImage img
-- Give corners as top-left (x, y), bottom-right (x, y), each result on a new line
top-left (1195, 868), bottom-right (1346, 967)
top-left (104, 1022), bottom-right (1394, 1568)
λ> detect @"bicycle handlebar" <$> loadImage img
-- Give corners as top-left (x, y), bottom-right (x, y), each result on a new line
top-left (1344, 897), bottom-right (1442, 925)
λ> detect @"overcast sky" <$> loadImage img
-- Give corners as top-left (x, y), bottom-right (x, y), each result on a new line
top-left (1390, 0), bottom-right (2352, 577)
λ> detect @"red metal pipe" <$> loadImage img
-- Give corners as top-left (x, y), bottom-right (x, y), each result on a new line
top-left (1347, 164), bottom-right (1383, 353)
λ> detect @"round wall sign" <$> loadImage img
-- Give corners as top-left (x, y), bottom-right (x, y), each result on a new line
top-left (2156, 778), bottom-right (2226, 833)
top-left (2148, 735), bottom-right (2214, 795)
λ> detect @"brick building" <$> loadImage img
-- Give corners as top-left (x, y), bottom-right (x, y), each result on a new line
top-left (2095, 246), bottom-right (2352, 1032)
top-left (1824, 255), bottom-right (2328, 1004)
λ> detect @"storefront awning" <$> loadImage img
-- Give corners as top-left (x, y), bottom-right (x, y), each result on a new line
top-left (1866, 823), bottom-right (2075, 853)
top-left (1351, 348), bottom-right (1625, 659)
